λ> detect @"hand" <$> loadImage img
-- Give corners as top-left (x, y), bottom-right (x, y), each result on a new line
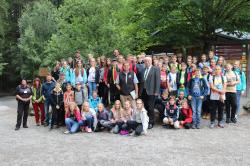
top-left (180, 121), bottom-right (184, 125)
top-left (200, 96), bottom-right (204, 100)
top-left (107, 84), bottom-right (110, 88)
top-left (241, 91), bottom-right (245, 95)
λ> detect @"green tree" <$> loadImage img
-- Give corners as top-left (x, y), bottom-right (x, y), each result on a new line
top-left (45, 0), bottom-right (131, 65)
top-left (125, 0), bottom-right (250, 53)
top-left (18, 0), bottom-right (57, 78)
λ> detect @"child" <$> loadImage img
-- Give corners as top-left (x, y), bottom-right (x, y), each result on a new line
top-left (110, 100), bottom-right (124, 134)
top-left (96, 103), bottom-right (112, 131)
top-left (126, 99), bottom-right (149, 136)
top-left (163, 96), bottom-right (179, 129)
top-left (64, 102), bottom-right (82, 134)
top-left (188, 68), bottom-right (208, 129)
top-left (178, 99), bottom-right (192, 129)
top-left (51, 83), bottom-right (64, 129)
top-left (155, 90), bottom-right (169, 121)
top-left (89, 90), bottom-right (102, 112)
top-left (176, 91), bottom-right (185, 108)
top-left (160, 64), bottom-right (168, 94)
top-left (199, 54), bottom-right (209, 70)
top-left (87, 58), bottom-right (100, 98)
top-left (177, 62), bottom-right (188, 95)
top-left (63, 84), bottom-right (75, 113)
top-left (74, 82), bottom-right (85, 111)
top-left (120, 100), bottom-right (134, 135)
top-left (202, 65), bottom-right (211, 119)
top-left (81, 102), bottom-right (97, 133)
top-left (167, 65), bottom-right (178, 96)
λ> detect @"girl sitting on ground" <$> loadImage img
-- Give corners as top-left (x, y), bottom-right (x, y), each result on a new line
top-left (178, 99), bottom-right (192, 129)
top-left (81, 102), bottom-right (97, 133)
top-left (126, 99), bottom-right (149, 136)
top-left (64, 102), bottom-right (82, 134)
top-left (110, 100), bottom-right (124, 134)
top-left (96, 103), bottom-right (112, 132)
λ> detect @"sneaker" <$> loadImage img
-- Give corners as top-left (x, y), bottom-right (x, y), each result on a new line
top-left (191, 124), bottom-right (196, 129)
top-left (87, 128), bottom-right (92, 133)
top-left (231, 118), bottom-right (237, 124)
top-left (15, 127), bottom-right (20, 131)
top-left (218, 122), bottom-right (224, 128)
top-left (209, 123), bottom-right (215, 129)
top-left (64, 130), bottom-right (70, 134)
top-left (196, 125), bottom-right (200, 129)
top-left (129, 131), bottom-right (135, 136)
top-left (226, 118), bottom-right (231, 124)
top-left (36, 123), bottom-right (40, 126)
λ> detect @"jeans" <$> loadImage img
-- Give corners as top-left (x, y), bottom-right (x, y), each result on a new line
top-left (191, 97), bottom-right (202, 126)
top-left (88, 82), bottom-right (97, 98)
top-left (44, 100), bottom-right (52, 125)
top-left (65, 118), bottom-right (82, 133)
top-left (82, 116), bottom-right (94, 129)
top-left (236, 90), bottom-right (241, 116)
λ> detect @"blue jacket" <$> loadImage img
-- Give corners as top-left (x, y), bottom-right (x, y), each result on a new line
top-left (42, 81), bottom-right (55, 101)
top-left (188, 77), bottom-right (208, 97)
top-left (89, 97), bottom-right (102, 112)
top-left (60, 66), bottom-right (75, 86)
top-left (234, 68), bottom-right (246, 91)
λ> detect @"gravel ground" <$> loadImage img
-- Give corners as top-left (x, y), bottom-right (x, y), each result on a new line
top-left (0, 96), bottom-right (250, 166)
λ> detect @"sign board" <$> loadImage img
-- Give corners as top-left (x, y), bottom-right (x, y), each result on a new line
top-left (39, 67), bottom-right (50, 77)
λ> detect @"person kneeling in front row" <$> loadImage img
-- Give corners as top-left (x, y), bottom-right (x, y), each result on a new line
top-left (163, 96), bottom-right (179, 129)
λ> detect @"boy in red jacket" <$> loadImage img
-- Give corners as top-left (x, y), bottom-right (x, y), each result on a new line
top-left (179, 99), bottom-right (192, 129)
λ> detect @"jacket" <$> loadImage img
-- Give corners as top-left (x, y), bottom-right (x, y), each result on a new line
top-left (188, 77), bottom-right (208, 97)
top-left (42, 81), bottom-right (55, 101)
top-left (65, 109), bottom-right (82, 122)
top-left (31, 86), bottom-right (44, 103)
top-left (179, 108), bottom-right (192, 124)
top-left (81, 108), bottom-right (97, 129)
top-left (234, 68), bottom-right (246, 91)
top-left (87, 67), bottom-right (100, 83)
top-left (89, 97), bottom-right (102, 112)
top-left (164, 104), bottom-right (179, 122)
top-left (142, 66), bottom-right (160, 95)
top-left (131, 108), bottom-right (149, 133)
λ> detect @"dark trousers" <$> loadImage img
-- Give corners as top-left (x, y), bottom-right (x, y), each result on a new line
top-left (202, 96), bottom-right (211, 114)
top-left (58, 104), bottom-right (65, 126)
top-left (142, 89), bottom-right (156, 125)
top-left (178, 114), bottom-right (192, 129)
top-left (51, 106), bottom-right (62, 127)
top-left (225, 92), bottom-right (237, 120)
top-left (109, 84), bottom-right (119, 104)
top-left (16, 101), bottom-right (30, 128)
top-left (154, 99), bottom-right (165, 120)
top-left (210, 100), bottom-right (224, 123)
top-left (127, 120), bottom-right (143, 135)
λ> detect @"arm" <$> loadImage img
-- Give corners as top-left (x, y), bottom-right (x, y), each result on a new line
top-left (183, 108), bottom-right (192, 124)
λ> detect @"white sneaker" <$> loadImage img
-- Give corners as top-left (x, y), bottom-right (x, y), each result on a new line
top-left (64, 130), bottom-right (70, 134)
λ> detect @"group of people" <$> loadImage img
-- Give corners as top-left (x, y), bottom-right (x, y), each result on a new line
top-left (14, 49), bottom-right (247, 136)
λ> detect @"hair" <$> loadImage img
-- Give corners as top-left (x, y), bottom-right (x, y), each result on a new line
top-left (136, 99), bottom-right (144, 107)
top-left (181, 99), bottom-right (188, 106)
top-left (169, 96), bottom-right (176, 101)
top-left (68, 102), bottom-right (79, 113)
top-left (74, 61), bottom-right (84, 77)
top-left (33, 78), bottom-right (41, 88)
top-left (112, 100), bottom-right (123, 113)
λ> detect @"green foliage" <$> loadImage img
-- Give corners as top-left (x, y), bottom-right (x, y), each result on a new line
top-left (44, 0), bottom-right (132, 65)
top-left (18, 0), bottom-right (57, 78)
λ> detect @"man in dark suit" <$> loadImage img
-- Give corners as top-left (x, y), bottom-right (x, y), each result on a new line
top-left (141, 57), bottom-right (160, 129)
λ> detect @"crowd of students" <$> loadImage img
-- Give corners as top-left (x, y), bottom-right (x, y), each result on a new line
top-left (14, 49), bottom-right (247, 136)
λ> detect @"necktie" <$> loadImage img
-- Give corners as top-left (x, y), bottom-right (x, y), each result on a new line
top-left (144, 68), bottom-right (149, 80)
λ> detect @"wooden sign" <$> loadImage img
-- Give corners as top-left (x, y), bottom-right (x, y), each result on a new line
top-left (39, 67), bottom-right (50, 77)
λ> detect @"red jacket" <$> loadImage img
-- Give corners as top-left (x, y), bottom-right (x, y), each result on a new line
top-left (65, 109), bottom-right (82, 122)
top-left (180, 108), bottom-right (192, 124)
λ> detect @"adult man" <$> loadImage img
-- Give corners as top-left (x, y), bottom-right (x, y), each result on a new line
top-left (141, 56), bottom-right (160, 129)
top-left (233, 60), bottom-right (246, 117)
top-left (15, 79), bottom-right (33, 130)
top-left (116, 61), bottom-right (139, 109)
top-left (224, 63), bottom-right (240, 123)
top-left (42, 74), bottom-right (55, 126)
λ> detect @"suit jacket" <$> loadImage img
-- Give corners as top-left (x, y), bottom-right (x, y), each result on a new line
top-left (142, 66), bottom-right (160, 95)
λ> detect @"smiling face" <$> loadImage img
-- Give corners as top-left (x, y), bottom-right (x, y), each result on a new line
top-left (114, 100), bottom-right (121, 110)
top-left (98, 103), bottom-right (104, 112)
top-left (124, 101), bottom-right (131, 110)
